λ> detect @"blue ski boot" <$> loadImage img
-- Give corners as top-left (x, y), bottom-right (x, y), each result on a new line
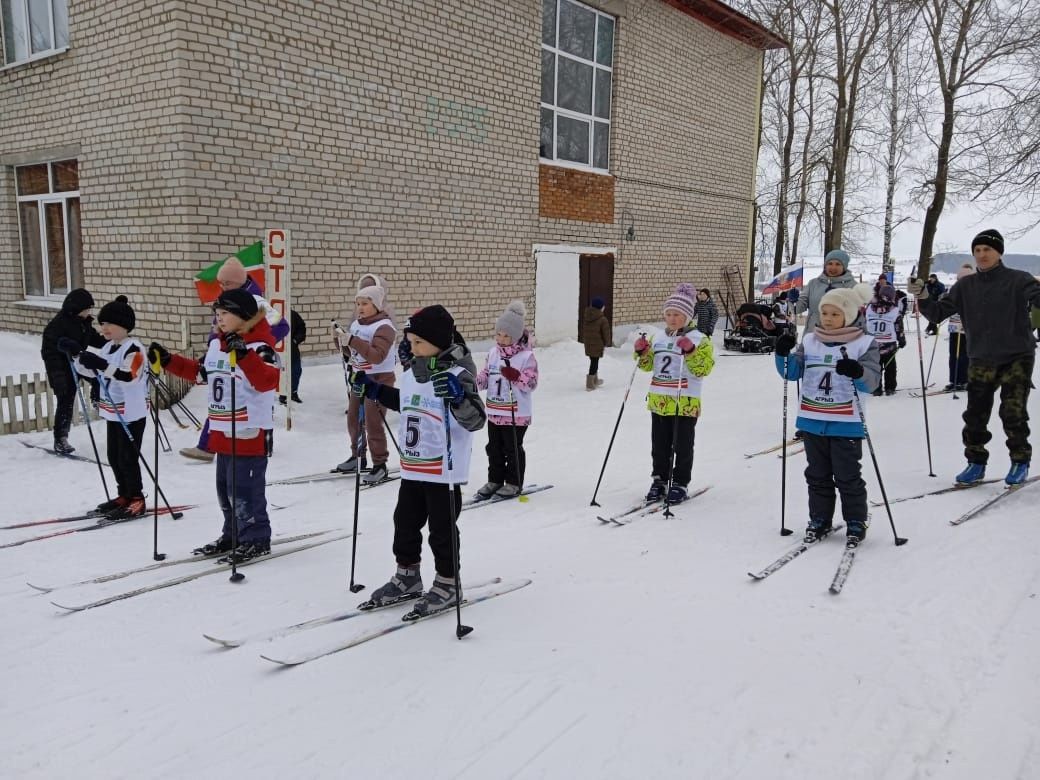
top-left (1005, 461), bottom-right (1030, 486)
top-left (665, 484), bottom-right (688, 504)
top-left (645, 478), bottom-right (666, 503)
top-left (955, 462), bottom-right (986, 486)
top-left (803, 517), bottom-right (833, 543)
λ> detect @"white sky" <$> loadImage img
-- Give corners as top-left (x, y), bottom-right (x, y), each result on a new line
top-left (886, 204), bottom-right (1040, 258)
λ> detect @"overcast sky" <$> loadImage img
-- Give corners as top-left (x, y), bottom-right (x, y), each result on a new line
top-left (886, 204), bottom-right (1040, 258)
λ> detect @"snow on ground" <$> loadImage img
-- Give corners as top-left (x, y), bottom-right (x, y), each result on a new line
top-left (2, 323), bottom-right (1040, 780)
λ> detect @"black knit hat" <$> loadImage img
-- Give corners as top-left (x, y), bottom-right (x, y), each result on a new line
top-left (61, 288), bottom-right (95, 314)
top-left (404, 305), bottom-right (455, 351)
top-left (971, 228), bottom-right (1004, 256)
top-left (214, 288), bottom-right (259, 320)
top-left (97, 295), bottom-right (135, 331)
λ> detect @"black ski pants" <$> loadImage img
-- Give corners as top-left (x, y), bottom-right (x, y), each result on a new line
top-left (963, 356), bottom-right (1034, 465)
top-left (880, 349), bottom-right (897, 392)
top-left (650, 413), bottom-right (697, 487)
top-left (948, 333), bottom-right (968, 386)
top-left (802, 432), bottom-right (867, 524)
top-left (106, 418), bottom-right (146, 499)
top-left (393, 479), bottom-right (462, 577)
top-left (486, 422), bottom-right (527, 486)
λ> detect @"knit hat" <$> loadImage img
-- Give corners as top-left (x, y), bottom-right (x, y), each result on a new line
top-left (971, 228), bottom-right (1004, 256)
top-left (590, 296), bottom-right (605, 309)
top-left (216, 257), bottom-right (248, 286)
top-left (404, 305), bottom-right (455, 351)
top-left (957, 263), bottom-right (975, 280)
top-left (663, 283), bottom-right (697, 322)
top-left (878, 284), bottom-right (896, 304)
top-left (824, 249), bottom-right (850, 272)
top-left (819, 283), bottom-right (873, 327)
top-left (97, 295), bottom-right (135, 331)
top-left (495, 300), bottom-right (527, 343)
top-left (214, 288), bottom-right (259, 320)
top-left (61, 288), bottom-right (94, 314)
top-left (355, 284), bottom-right (386, 311)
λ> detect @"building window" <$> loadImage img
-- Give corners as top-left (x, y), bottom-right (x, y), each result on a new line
top-left (540, 0), bottom-right (614, 172)
top-left (15, 160), bottom-right (82, 299)
top-left (2, 0), bottom-right (68, 66)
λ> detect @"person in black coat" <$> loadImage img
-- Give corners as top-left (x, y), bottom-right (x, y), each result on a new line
top-left (40, 288), bottom-right (105, 454)
top-left (280, 309), bottom-right (307, 404)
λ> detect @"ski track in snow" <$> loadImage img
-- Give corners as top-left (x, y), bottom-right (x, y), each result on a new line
top-left (1, 320), bottom-right (1039, 779)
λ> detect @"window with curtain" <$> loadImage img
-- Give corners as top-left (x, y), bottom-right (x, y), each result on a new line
top-left (15, 160), bottom-right (82, 298)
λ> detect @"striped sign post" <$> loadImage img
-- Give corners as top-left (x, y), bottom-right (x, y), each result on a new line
top-left (265, 229), bottom-right (292, 430)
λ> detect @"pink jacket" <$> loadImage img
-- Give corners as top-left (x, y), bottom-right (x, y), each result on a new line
top-left (476, 332), bottom-right (538, 426)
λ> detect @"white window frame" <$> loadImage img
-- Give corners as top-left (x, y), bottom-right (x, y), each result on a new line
top-left (540, 0), bottom-right (615, 173)
top-left (1, 0), bottom-right (69, 69)
top-left (15, 160), bottom-right (81, 301)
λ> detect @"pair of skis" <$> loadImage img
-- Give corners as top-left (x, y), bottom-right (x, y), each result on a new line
top-left (949, 476), bottom-right (1040, 526)
top-left (19, 440), bottom-right (110, 467)
top-left (267, 467), bottom-right (401, 487)
top-left (748, 525), bottom-right (859, 594)
top-left (596, 486), bottom-right (712, 525)
top-left (0, 505), bottom-right (195, 549)
top-left (460, 484), bottom-right (554, 512)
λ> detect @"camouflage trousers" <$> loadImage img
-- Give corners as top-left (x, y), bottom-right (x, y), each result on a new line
top-left (963, 356), bottom-right (1035, 464)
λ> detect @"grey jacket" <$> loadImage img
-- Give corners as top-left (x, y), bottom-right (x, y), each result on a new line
top-left (796, 270), bottom-right (857, 333)
top-left (919, 262), bottom-right (1040, 365)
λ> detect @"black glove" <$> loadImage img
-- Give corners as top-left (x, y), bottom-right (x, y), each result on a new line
top-left (224, 333), bottom-right (248, 361)
top-left (835, 358), bottom-right (864, 379)
top-left (432, 371), bottom-right (464, 403)
top-left (349, 370), bottom-right (377, 399)
top-left (774, 333), bottom-right (797, 357)
top-left (57, 337), bottom-right (83, 357)
top-left (787, 288), bottom-right (800, 304)
top-left (148, 341), bottom-right (172, 368)
top-left (78, 351), bottom-right (109, 372)
top-left (897, 336), bottom-right (907, 349)
top-left (398, 337), bottom-right (413, 369)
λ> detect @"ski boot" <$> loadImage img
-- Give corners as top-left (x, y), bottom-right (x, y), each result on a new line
top-left (495, 483), bottom-right (521, 498)
top-left (1006, 461), bottom-right (1030, 486)
top-left (406, 574), bottom-right (460, 620)
top-left (803, 517), bottom-right (833, 543)
top-left (943, 383), bottom-right (955, 392)
top-left (53, 437), bottom-right (76, 455)
top-left (846, 518), bottom-right (868, 546)
top-left (872, 387), bottom-right (883, 397)
top-left (665, 484), bottom-right (688, 504)
top-left (955, 462), bottom-right (986, 486)
top-left (645, 477), bottom-right (666, 503)
top-left (193, 536), bottom-right (233, 556)
top-left (220, 540), bottom-right (271, 564)
top-left (473, 482), bottom-right (501, 501)
top-left (334, 455), bottom-right (367, 474)
top-left (291, 393), bottom-right (302, 404)
top-left (95, 496), bottom-right (123, 513)
top-left (360, 565), bottom-right (423, 610)
top-left (362, 463), bottom-right (389, 485)
top-left (884, 388), bottom-right (896, 396)
top-left (104, 496), bottom-right (146, 520)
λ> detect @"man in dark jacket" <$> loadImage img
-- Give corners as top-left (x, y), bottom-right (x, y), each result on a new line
top-left (693, 289), bottom-right (719, 337)
top-left (924, 274), bottom-right (946, 335)
top-left (40, 288), bottom-right (105, 454)
top-left (910, 229), bottom-right (1040, 486)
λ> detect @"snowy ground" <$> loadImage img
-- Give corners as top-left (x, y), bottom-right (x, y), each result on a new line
top-left (2, 321), bottom-right (1040, 780)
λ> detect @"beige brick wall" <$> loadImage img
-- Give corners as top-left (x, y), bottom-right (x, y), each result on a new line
top-left (0, 0), bottom-right (763, 356)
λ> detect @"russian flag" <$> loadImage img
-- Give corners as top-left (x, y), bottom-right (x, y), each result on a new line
top-left (762, 263), bottom-right (803, 296)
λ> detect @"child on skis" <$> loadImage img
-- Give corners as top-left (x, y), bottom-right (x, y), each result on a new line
top-left (475, 301), bottom-right (538, 499)
top-left (43, 288), bottom-right (105, 455)
top-left (633, 283), bottom-right (715, 504)
top-left (349, 305), bottom-right (486, 615)
top-left (582, 297), bottom-right (611, 390)
top-left (59, 296), bottom-right (148, 519)
top-left (910, 229), bottom-right (1040, 486)
top-left (149, 289), bottom-right (280, 561)
top-left (773, 283), bottom-right (880, 544)
top-left (334, 282), bottom-right (397, 484)
top-left (865, 283), bottom-right (905, 396)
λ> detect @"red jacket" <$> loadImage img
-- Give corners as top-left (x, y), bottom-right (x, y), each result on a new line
top-left (166, 316), bottom-right (280, 456)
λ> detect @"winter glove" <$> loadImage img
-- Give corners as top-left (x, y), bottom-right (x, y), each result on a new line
top-left (634, 335), bottom-right (650, 355)
top-left (224, 333), bottom-right (248, 361)
top-left (787, 288), bottom-right (800, 304)
top-left (906, 278), bottom-right (928, 299)
top-left (57, 337), bottom-right (83, 356)
top-left (897, 336), bottom-right (907, 349)
top-left (78, 351), bottom-right (109, 372)
top-left (398, 337), bottom-right (413, 369)
top-left (499, 364), bottom-right (521, 382)
top-left (349, 369), bottom-right (376, 399)
top-left (774, 333), bottom-right (797, 357)
top-left (432, 371), bottom-right (465, 403)
top-left (835, 358), bottom-right (864, 379)
top-left (675, 336), bottom-right (696, 355)
top-left (148, 341), bottom-right (172, 368)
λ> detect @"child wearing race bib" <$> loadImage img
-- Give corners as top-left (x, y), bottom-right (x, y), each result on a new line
top-left (475, 301), bottom-right (539, 500)
top-left (865, 284), bottom-right (905, 396)
top-left (350, 305), bottom-right (486, 617)
top-left (63, 296), bottom-right (148, 520)
top-left (335, 283), bottom-right (397, 484)
top-left (633, 283), bottom-right (715, 505)
top-left (774, 283), bottom-right (880, 544)
top-left (149, 288), bottom-right (281, 562)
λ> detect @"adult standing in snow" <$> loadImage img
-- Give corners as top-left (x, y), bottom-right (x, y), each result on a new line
top-left (795, 249), bottom-right (857, 334)
top-left (693, 289), bottom-right (719, 337)
top-left (909, 229), bottom-right (1040, 486)
top-left (924, 274), bottom-right (946, 335)
top-left (41, 288), bottom-right (106, 455)
top-left (582, 297), bottom-right (611, 390)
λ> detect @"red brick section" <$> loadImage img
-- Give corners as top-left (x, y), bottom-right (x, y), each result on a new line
top-left (538, 164), bottom-right (615, 224)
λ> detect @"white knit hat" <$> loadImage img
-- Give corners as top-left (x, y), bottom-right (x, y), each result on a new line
top-left (663, 283), bottom-right (697, 322)
top-left (819, 283), bottom-right (873, 327)
top-left (495, 300), bottom-right (527, 342)
top-left (355, 284), bottom-right (385, 311)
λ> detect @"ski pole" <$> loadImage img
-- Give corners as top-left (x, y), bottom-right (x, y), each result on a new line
top-left (68, 357), bottom-right (110, 501)
top-left (952, 331), bottom-right (963, 399)
top-left (924, 328), bottom-right (940, 387)
top-left (840, 346), bottom-right (908, 546)
top-left (333, 320), bottom-right (374, 467)
top-left (149, 359), bottom-right (166, 561)
top-left (502, 358), bottom-right (526, 501)
top-left (779, 355), bottom-right (793, 536)
top-left (379, 409), bottom-right (402, 456)
top-left (95, 373), bottom-right (183, 519)
top-left (663, 347), bottom-right (686, 519)
top-left (348, 392), bottom-right (366, 594)
top-left (152, 376), bottom-right (202, 430)
top-left (590, 333), bottom-right (644, 506)
top-left (913, 305), bottom-right (936, 476)
top-left (226, 350), bottom-right (245, 583)
top-left (443, 397), bottom-right (473, 639)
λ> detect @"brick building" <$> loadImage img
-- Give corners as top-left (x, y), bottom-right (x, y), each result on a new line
top-left (0, 0), bottom-right (781, 353)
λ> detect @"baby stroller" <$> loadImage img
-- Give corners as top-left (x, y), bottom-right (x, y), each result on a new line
top-left (723, 301), bottom-right (796, 354)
